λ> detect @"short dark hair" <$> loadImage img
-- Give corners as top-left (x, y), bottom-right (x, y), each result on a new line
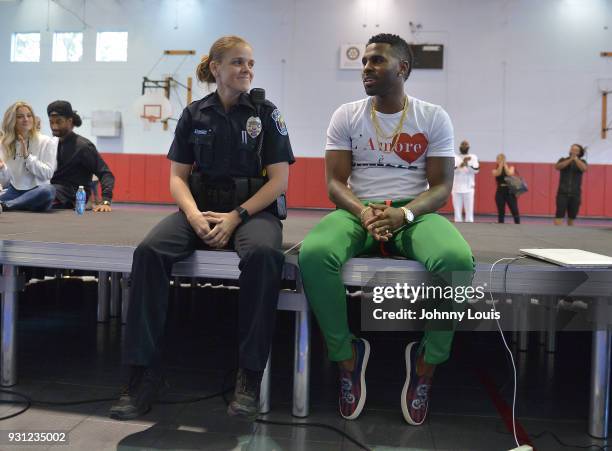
top-left (367, 33), bottom-right (413, 80)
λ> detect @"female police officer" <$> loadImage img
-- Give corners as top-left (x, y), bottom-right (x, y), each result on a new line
top-left (109, 35), bottom-right (294, 421)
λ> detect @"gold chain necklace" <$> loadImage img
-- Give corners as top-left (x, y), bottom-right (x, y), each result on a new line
top-left (370, 96), bottom-right (408, 152)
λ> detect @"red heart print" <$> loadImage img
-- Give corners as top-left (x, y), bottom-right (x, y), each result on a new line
top-left (392, 133), bottom-right (429, 163)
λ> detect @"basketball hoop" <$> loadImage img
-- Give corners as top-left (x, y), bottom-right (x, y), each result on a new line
top-left (140, 114), bottom-right (160, 131)
top-left (133, 91), bottom-right (172, 131)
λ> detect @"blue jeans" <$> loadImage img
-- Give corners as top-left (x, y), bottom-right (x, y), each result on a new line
top-left (0, 184), bottom-right (56, 212)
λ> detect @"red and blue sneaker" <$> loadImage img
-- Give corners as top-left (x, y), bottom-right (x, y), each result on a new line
top-left (338, 338), bottom-right (370, 420)
top-left (401, 341), bottom-right (432, 425)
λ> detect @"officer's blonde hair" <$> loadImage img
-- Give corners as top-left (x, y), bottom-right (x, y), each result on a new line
top-left (196, 35), bottom-right (251, 84)
top-left (1, 101), bottom-right (39, 160)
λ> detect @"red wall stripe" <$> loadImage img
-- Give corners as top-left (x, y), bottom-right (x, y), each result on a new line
top-left (100, 153), bottom-right (611, 218)
top-left (287, 158), bottom-right (307, 208)
top-left (583, 165), bottom-right (606, 217)
top-left (606, 166), bottom-right (612, 217)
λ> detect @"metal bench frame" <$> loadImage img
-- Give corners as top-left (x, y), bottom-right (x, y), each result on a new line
top-left (2, 240), bottom-right (612, 439)
top-left (0, 241), bottom-right (310, 416)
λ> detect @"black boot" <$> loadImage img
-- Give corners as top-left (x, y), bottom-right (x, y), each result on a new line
top-left (109, 366), bottom-right (167, 420)
top-left (227, 368), bottom-right (263, 421)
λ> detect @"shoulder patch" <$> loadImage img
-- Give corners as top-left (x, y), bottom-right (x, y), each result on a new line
top-left (271, 109), bottom-right (288, 136)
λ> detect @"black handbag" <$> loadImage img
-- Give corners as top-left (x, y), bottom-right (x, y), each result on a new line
top-left (504, 174), bottom-right (528, 196)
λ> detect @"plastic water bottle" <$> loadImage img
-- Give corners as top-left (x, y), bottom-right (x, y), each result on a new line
top-left (75, 185), bottom-right (86, 215)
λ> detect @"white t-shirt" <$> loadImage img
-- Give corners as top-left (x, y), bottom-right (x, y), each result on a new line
top-left (325, 96), bottom-right (455, 200)
top-left (0, 134), bottom-right (58, 191)
top-left (453, 153), bottom-right (480, 193)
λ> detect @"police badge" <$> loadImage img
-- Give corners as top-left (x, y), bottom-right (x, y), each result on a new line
top-left (246, 116), bottom-right (262, 139)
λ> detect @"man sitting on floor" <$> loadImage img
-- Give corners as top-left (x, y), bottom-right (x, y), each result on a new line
top-left (299, 33), bottom-right (474, 425)
top-left (47, 101), bottom-right (115, 212)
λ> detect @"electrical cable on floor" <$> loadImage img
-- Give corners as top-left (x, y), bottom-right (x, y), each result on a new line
top-left (156, 387), bottom-right (234, 405)
top-left (496, 426), bottom-right (608, 450)
top-left (0, 370), bottom-right (372, 451)
top-left (488, 255), bottom-right (527, 449)
top-left (254, 418), bottom-right (372, 451)
top-left (0, 389), bottom-right (31, 420)
top-left (8, 239), bottom-right (364, 451)
top-left (220, 368), bottom-right (372, 451)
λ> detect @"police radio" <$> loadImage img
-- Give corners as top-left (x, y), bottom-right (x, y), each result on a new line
top-left (249, 88), bottom-right (288, 220)
top-left (249, 88), bottom-right (266, 105)
top-left (249, 88), bottom-right (266, 172)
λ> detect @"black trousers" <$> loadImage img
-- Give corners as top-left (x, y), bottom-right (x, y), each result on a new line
top-left (123, 210), bottom-right (284, 372)
top-left (52, 183), bottom-right (76, 208)
top-left (495, 187), bottom-right (520, 224)
top-left (555, 193), bottom-right (581, 219)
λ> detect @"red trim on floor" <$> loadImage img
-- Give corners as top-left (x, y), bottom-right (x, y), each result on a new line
top-left (474, 366), bottom-right (535, 450)
top-left (100, 153), bottom-right (612, 218)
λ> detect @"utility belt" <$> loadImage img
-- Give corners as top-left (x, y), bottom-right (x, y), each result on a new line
top-left (188, 172), bottom-right (287, 219)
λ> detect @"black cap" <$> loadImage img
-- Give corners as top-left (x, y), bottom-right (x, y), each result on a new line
top-left (47, 100), bottom-right (75, 118)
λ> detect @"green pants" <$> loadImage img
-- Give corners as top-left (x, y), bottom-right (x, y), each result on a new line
top-left (299, 201), bottom-right (474, 365)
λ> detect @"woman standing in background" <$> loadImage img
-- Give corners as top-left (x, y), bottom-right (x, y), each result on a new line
top-left (492, 153), bottom-right (520, 224)
top-left (554, 144), bottom-right (587, 226)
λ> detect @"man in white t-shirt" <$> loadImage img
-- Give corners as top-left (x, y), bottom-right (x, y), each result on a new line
top-left (452, 140), bottom-right (479, 222)
top-left (299, 33), bottom-right (474, 426)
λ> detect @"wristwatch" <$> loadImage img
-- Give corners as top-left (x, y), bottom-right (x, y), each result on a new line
top-left (400, 207), bottom-right (414, 224)
top-left (234, 206), bottom-right (250, 223)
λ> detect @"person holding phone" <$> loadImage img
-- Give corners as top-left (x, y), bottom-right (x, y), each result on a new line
top-left (109, 35), bottom-right (294, 422)
top-left (0, 101), bottom-right (57, 212)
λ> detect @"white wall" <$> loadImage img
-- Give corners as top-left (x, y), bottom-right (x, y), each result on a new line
top-left (0, 0), bottom-right (610, 163)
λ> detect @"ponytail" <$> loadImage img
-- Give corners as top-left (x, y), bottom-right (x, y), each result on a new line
top-left (72, 112), bottom-right (82, 127)
top-left (196, 54), bottom-right (215, 83)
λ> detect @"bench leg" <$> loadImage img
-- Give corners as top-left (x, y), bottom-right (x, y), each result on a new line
top-left (518, 295), bottom-right (529, 351)
top-left (121, 273), bottom-right (130, 324)
top-left (259, 351), bottom-right (272, 414)
top-left (110, 272), bottom-right (121, 317)
top-left (589, 327), bottom-right (611, 438)
top-left (589, 297), bottom-right (612, 439)
top-left (1, 265), bottom-right (18, 387)
top-left (97, 271), bottom-right (110, 323)
top-left (546, 296), bottom-right (557, 353)
top-left (293, 309), bottom-right (310, 417)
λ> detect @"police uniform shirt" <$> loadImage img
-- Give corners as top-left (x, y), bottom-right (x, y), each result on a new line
top-left (168, 92), bottom-right (295, 176)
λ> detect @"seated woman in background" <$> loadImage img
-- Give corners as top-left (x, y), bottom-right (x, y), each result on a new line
top-left (492, 153), bottom-right (520, 224)
top-left (0, 101), bottom-right (57, 212)
top-left (554, 143), bottom-right (587, 226)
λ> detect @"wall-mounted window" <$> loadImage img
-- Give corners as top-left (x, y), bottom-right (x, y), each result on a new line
top-left (52, 32), bottom-right (83, 62)
top-left (96, 31), bottom-right (128, 62)
top-left (11, 32), bottom-right (40, 62)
